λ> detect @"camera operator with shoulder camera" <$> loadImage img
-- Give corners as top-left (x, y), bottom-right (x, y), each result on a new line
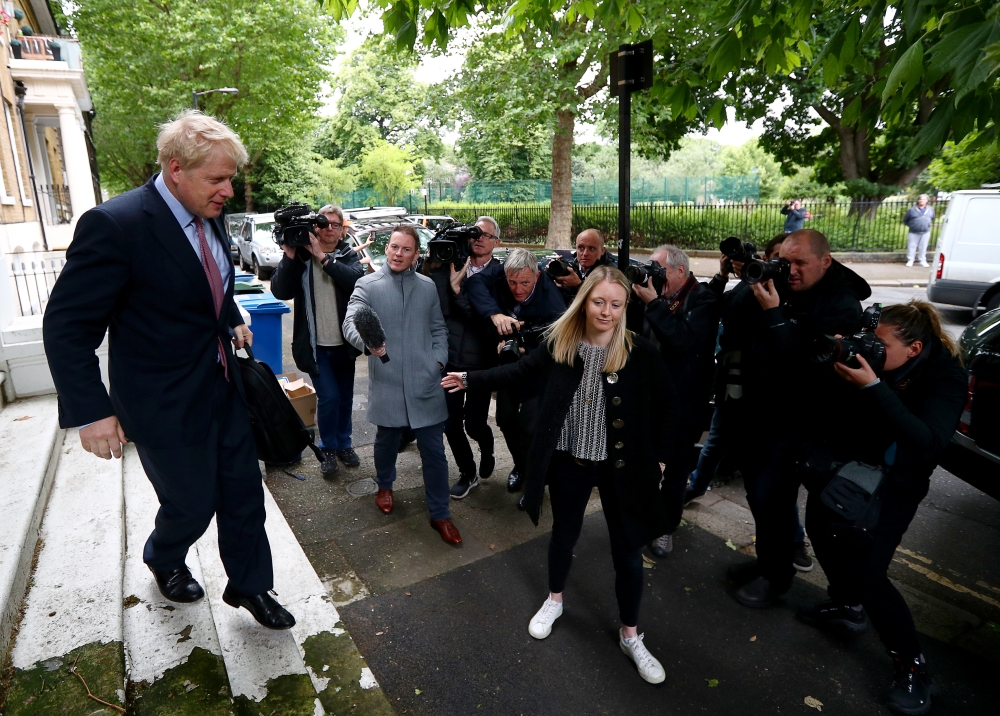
top-left (270, 204), bottom-right (365, 476)
top-left (730, 229), bottom-right (871, 608)
top-left (423, 217), bottom-right (503, 498)
top-left (548, 229), bottom-right (617, 302)
top-left (464, 248), bottom-right (568, 496)
top-left (796, 301), bottom-right (966, 716)
top-left (629, 245), bottom-right (718, 558)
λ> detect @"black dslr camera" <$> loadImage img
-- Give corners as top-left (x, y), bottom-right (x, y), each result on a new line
top-left (498, 323), bottom-right (548, 364)
top-left (812, 303), bottom-right (887, 373)
top-left (272, 203), bottom-right (330, 248)
top-left (624, 260), bottom-right (667, 292)
top-left (428, 223), bottom-right (481, 266)
top-left (545, 257), bottom-right (575, 280)
top-left (719, 236), bottom-right (790, 285)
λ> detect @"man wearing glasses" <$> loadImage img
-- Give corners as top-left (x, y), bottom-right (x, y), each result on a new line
top-left (271, 204), bottom-right (365, 476)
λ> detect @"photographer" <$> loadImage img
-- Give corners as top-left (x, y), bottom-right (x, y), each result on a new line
top-left (423, 217), bottom-right (502, 498)
top-left (631, 245), bottom-right (718, 558)
top-left (464, 248), bottom-right (567, 494)
top-left (270, 205), bottom-right (364, 476)
top-left (550, 228), bottom-right (617, 302)
top-left (797, 301), bottom-right (966, 715)
top-left (441, 267), bottom-right (678, 684)
top-left (731, 229), bottom-right (871, 608)
top-left (781, 199), bottom-right (811, 234)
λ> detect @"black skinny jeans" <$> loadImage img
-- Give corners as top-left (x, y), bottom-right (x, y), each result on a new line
top-left (547, 451), bottom-right (644, 627)
top-left (806, 481), bottom-right (926, 657)
top-left (443, 364), bottom-right (494, 476)
top-left (496, 387), bottom-right (527, 473)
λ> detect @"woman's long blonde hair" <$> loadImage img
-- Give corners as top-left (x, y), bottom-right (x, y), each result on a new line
top-left (546, 265), bottom-right (633, 372)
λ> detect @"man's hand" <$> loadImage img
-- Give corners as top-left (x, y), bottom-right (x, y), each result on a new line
top-left (232, 324), bottom-right (253, 349)
top-left (752, 279), bottom-right (780, 310)
top-left (718, 255), bottom-right (732, 278)
top-left (450, 258), bottom-right (469, 294)
top-left (282, 245), bottom-right (297, 259)
top-left (491, 314), bottom-right (523, 336)
top-left (441, 372), bottom-right (465, 393)
top-left (79, 415), bottom-right (128, 460)
top-left (369, 344), bottom-right (387, 358)
top-left (632, 281), bottom-right (658, 304)
top-left (306, 233), bottom-right (327, 262)
top-left (731, 259), bottom-right (744, 279)
top-left (554, 271), bottom-right (582, 289)
top-left (834, 354), bottom-right (878, 387)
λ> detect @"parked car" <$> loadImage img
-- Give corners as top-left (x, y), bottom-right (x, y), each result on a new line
top-left (406, 214), bottom-right (455, 231)
top-left (938, 307), bottom-right (1000, 500)
top-left (343, 206), bottom-right (409, 225)
top-left (235, 213), bottom-right (283, 279)
top-left (926, 189), bottom-right (1000, 315)
top-left (347, 220), bottom-right (435, 271)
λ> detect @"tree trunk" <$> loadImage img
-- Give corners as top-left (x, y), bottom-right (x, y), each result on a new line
top-left (546, 110), bottom-right (575, 249)
top-left (244, 177), bottom-right (255, 213)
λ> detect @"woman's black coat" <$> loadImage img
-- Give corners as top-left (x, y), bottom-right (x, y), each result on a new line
top-left (467, 335), bottom-right (681, 551)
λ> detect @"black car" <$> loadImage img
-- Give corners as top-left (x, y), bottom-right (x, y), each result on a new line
top-left (939, 308), bottom-right (1000, 500)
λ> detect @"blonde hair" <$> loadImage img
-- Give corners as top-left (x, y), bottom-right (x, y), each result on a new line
top-left (546, 265), bottom-right (633, 373)
top-left (880, 300), bottom-right (961, 361)
top-left (156, 110), bottom-right (249, 170)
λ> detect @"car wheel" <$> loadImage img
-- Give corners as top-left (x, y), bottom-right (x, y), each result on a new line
top-left (253, 256), bottom-right (264, 279)
top-left (239, 252), bottom-right (247, 271)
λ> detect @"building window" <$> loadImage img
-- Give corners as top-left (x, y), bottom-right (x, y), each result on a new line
top-left (5, 101), bottom-right (31, 206)
top-left (0, 102), bottom-right (15, 205)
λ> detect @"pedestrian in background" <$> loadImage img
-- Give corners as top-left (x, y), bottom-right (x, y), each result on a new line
top-left (903, 194), bottom-right (935, 268)
top-left (342, 225), bottom-right (462, 546)
top-left (270, 205), bottom-right (365, 477)
top-left (781, 199), bottom-right (812, 233)
top-left (443, 267), bottom-right (679, 684)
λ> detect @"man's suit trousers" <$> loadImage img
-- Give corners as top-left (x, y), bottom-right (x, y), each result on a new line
top-left (135, 368), bottom-right (273, 595)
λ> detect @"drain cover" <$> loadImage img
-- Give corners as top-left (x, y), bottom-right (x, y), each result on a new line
top-left (347, 478), bottom-right (378, 497)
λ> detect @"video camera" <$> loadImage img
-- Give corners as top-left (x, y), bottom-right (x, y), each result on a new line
top-left (428, 223), bottom-right (482, 266)
top-left (719, 236), bottom-right (790, 285)
top-left (272, 203), bottom-right (330, 248)
top-left (812, 303), bottom-right (887, 373)
top-left (498, 322), bottom-right (548, 364)
top-left (624, 260), bottom-right (667, 292)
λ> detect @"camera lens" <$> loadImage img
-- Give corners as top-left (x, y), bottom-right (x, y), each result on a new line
top-left (624, 264), bottom-right (649, 285)
top-left (720, 237), bottom-right (744, 259)
top-left (811, 335), bottom-right (843, 363)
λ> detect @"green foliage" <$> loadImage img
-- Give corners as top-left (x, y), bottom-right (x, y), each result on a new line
top-left (718, 139), bottom-right (782, 200)
top-left (357, 140), bottom-right (419, 204)
top-left (927, 133), bottom-right (1000, 191)
top-left (71, 0), bottom-right (338, 204)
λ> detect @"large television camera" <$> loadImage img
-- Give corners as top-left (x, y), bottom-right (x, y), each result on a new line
top-left (719, 236), bottom-right (790, 285)
top-left (812, 303), bottom-right (887, 373)
top-left (428, 223), bottom-right (482, 266)
top-left (272, 202), bottom-right (329, 248)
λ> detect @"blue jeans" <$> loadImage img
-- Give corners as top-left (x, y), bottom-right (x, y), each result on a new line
top-left (374, 422), bottom-right (450, 521)
top-left (309, 345), bottom-right (356, 452)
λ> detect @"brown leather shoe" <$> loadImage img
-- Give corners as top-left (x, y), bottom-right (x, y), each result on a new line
top-left (431, 518), bottom-right (462, 545)
top-left (375, 489), bottom-right (393, 514)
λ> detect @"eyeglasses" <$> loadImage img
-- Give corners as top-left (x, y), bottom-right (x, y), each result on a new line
top-left (327, 223), bottom-right (343, 229)
top-left (476, 232), bottom-right (498, 241)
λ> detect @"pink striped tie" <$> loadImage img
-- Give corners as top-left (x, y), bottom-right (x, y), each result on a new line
top-left (194, 217), bottom-right (229, 380)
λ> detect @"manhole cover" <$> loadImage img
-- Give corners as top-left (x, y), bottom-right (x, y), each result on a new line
top-left (347, 478), bottom-right (378, 497)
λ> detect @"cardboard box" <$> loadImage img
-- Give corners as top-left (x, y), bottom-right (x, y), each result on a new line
top-left (276, 372), bottom-right (317, 427)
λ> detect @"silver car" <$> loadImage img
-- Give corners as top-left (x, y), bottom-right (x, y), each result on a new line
top-left (235, 213), bottom-right (283, 279)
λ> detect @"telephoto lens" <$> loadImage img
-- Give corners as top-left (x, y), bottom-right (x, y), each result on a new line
top-left (720, 237), bottom-right (756, 264)
top-left (811, 333), bottom-right (887, 373)
top-left (624, 263), bottom-right (650, 286)
top-left (545, 258), bottom-right (572, 279)
top-left (743, 257), bottom-right (790, 285)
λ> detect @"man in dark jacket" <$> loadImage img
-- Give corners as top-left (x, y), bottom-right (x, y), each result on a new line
top-left (781, 199), bottom-right (811, 233)
top-left (465, 248), bottom-right (567, 494)
top-left (631, 245), bottom-right (719, 557)
top-left (424, 216), bottom-right (502, 498)
top-left (270, 205), bottom-right (364, 476)
top-left (550, 228), bottom-right (617, 302)
top-left (732, 229), bottom-right (871, 608)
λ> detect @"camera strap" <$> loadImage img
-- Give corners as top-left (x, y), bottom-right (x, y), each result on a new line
top-left (665, 274), bottom-right (698, 314)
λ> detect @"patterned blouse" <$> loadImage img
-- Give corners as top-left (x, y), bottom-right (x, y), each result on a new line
top-left (556, 342), bottom-right (608, 461)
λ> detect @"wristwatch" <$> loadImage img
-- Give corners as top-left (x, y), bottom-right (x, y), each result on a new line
top-left (460, 372), bottom-right (469, 389)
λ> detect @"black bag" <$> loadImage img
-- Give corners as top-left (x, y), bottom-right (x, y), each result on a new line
top-left (819, 461), bottom-right (886, 530)
top-left (236, 345), bottom-right (324, 466)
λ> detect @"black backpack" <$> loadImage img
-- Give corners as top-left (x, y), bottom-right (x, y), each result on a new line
top-left (236, 345), bottom-right (324, 466)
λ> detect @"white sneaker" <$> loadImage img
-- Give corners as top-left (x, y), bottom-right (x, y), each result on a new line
top-left (528, 597), bottom-right (563, 639)
top-left (905, 259), bottom-right (914, 267)
top-left (919, 260), bottom-right (930, 268)
top-left (620, 630), bottom-right (665, 684)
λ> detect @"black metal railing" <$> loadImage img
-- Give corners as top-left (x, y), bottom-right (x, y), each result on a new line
top-left (428, 200), bottom-right (948, 252)
top-left (37, 184), bottom-right (72, 225)
top-left (8, 251), bottom-right (66, 316)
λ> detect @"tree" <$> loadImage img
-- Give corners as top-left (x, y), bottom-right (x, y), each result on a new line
top-left (70, 0), bottom-right (338, 209)
top-left (718, 139), bottom-right (783, 200)
top-left (357, 141), bottom-right (419, 204)
top-left (927, 134), bottom-right (1000, 192)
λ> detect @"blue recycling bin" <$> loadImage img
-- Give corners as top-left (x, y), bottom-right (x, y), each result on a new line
top-left (235, 292), bottom-right (290, 374)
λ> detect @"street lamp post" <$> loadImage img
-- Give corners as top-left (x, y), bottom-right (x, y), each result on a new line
top-left (192, 87), bottom-right (239, 110)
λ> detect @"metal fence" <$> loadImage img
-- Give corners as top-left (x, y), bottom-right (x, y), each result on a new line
top-left (425, 200), bottom-right (947, 252)
top-left (7, 251), bottom-right (66, 316)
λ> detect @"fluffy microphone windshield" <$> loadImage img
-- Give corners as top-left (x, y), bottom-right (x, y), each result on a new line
top-left (353, 305), bottom-right (390, 363)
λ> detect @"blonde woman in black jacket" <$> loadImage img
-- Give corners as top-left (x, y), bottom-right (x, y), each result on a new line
top-left (442, 266), bottom-right (679, 684)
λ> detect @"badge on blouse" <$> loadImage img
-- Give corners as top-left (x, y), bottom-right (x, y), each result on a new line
top-left (606, 372), bottom-right (618, 384)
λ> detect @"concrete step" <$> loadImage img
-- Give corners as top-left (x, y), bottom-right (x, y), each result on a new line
top-left (0, 395), bottom-right (62, 668)
top-left (4, 428), bottom-right (126, 715)
top-left (121, 445), bottom-right (235, 716)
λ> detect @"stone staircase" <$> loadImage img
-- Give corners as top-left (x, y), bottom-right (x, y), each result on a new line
top-left (0, 398), bottom-right (393, 716)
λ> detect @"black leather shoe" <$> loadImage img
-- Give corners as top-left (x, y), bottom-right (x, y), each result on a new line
top-left (222, 584), bottom-right (296, 630)
top-left (888, 652), bottom-right (936, 715)
top-left (507, 469), bottom-right (524, 492)
top-left (734, 575), bottom-right (781, 609)
top-left (150, 565), bottom-right (204, 603)
top-left (797, 600), bottom-right (868, 633)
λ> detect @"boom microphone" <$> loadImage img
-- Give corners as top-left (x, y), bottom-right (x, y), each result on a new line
top-left (353, 304), bottom-right (390, 363)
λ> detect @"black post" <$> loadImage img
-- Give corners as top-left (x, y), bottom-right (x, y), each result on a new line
top-left (618, 88), bottom-right (631, 266)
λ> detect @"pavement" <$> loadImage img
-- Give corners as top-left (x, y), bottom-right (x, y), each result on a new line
top-left (260, 284), bottom-right (999, 715)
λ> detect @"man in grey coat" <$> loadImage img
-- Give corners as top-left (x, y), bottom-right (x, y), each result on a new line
top-left (342, 225), bottom-right (462, 545)
top-left (903, 194), bottom-right (935, 267)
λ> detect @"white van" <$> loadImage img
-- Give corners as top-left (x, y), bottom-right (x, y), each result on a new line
top-left (926, 189), bottom-right (1000, 314)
